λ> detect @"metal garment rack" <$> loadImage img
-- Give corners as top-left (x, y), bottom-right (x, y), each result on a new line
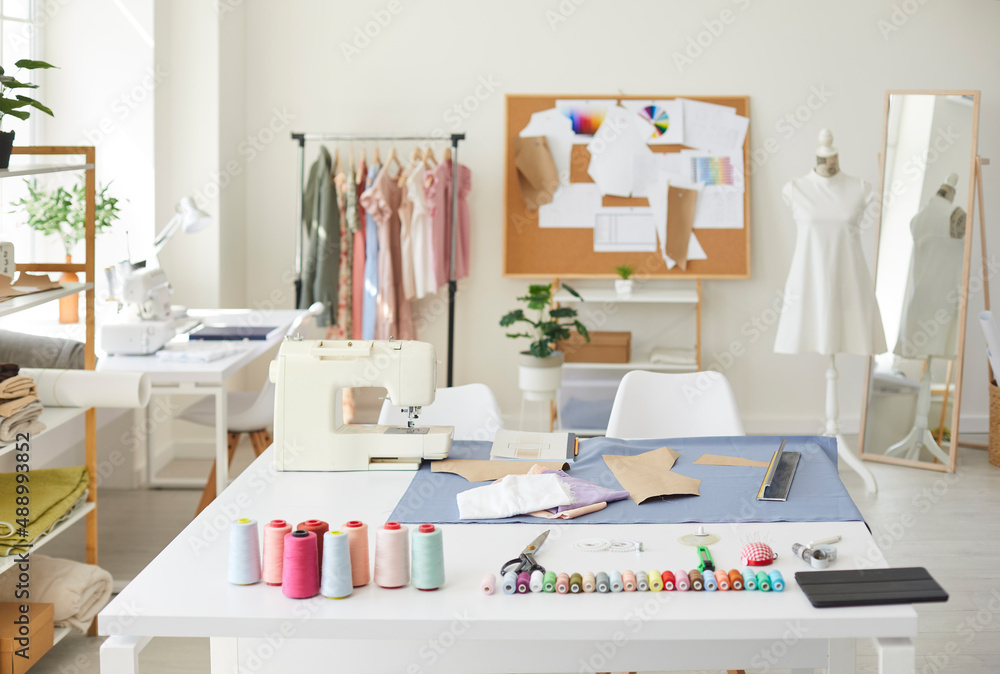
top-left (291, 132), bottom-right (466, 386)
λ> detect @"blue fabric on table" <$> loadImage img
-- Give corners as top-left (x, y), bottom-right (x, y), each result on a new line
top-left (388, 435), bottom-right (863, 525)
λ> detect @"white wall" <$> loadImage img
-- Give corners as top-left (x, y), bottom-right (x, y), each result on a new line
top-left (192, 0), bottom-right (999, 433)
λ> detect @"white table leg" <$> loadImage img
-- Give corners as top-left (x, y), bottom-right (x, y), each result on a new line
top-left (213, 385), bottom-right (228, 496)
top-left (828, 638), bottom-right (856, 673)
top-left (100, 635), bottom-right (151, 674)
top-left (875, 637), bottom-right (915, 674)
top-left (210, 637), bottom-right (238, 673)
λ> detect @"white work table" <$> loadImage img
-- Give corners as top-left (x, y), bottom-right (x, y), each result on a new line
top-left (97, 309), bottom-right (302, 490)
top-left (99, 445), bottom-right (918, 674)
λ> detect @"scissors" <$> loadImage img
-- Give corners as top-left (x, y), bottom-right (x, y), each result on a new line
top-left (501, 530), bottom-right (550, 576)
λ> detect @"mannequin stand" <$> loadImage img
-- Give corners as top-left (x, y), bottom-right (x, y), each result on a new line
top-left (826, 355), bottom-right (878, 493)
top-left (886, 358), bottom-right (951, 463)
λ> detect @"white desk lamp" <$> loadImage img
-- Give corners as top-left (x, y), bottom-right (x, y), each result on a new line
top-left (153, 196), bottom-right (212, 255)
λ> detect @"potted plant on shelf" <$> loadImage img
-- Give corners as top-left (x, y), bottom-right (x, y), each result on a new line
top-left (615, 263), bottom-right (635, 297)
top-left (11, 177), bottom-right (122, 323)
top-left (0, 59), bottom-right (56, 169)
top-left (500, 283), bottom-right (590, 401)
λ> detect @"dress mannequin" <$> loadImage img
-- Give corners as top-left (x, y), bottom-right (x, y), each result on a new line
top-left (774, 129), bottom-right (884, 492)
top-left (887, 173), bottom-right (965, 463)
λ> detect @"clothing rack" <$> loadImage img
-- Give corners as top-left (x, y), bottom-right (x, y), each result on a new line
top-left (291, 131), bottom-right (466, 386)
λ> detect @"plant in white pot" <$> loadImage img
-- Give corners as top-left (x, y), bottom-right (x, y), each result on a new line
top-left (614, 263), bottom-right (635, 297)
top-left (500, 283), bottom-right (590, 401)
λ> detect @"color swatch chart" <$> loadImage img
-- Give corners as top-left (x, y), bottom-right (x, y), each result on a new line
top-left (691, 155), bottom-right (735, 186)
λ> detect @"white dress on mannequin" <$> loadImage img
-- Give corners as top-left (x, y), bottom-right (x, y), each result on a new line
top-left (774, 170), bottom-right (887, 355)
top-left (893, 194), bottom-right (965, 359)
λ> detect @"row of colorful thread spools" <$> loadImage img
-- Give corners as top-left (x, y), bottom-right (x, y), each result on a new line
top-left (482, 568), bottom-right (784, 595)
top-left (228, 518), bottom-right (445, 598)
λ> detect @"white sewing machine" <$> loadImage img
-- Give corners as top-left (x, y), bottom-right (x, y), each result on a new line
top-left (271, 339), bottom-right (453, 471)
top-left (100, 263), bottom-right (176, 355)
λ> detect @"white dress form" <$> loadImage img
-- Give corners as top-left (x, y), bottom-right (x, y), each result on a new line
top-left (777, 130), bottom-right (881, 492)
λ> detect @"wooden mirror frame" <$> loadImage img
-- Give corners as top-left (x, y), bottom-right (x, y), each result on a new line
top-left (859, 89), bottom-right (981, 472)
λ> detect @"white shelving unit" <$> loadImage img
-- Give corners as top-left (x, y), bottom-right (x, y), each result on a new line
top-left (553, 280), bottom-right (703, 434)
top-left (0, 406), bottom-right (88, 458)
top-left (0, 503), bottom-right (95, 575)
top-left (0, 282), bottom-right (92, 318)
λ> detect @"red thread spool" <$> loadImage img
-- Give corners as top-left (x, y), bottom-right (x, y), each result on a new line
top-left (262, 519), bottom-right (291, 586)
top-left (660, 570), bottom-right (676, 591)
top-left (344, 520), bottom-right (370, 587)
top-left (281, 530), bottom-right (319, 599)
top-left (296, 519), bottom-right (329, 574)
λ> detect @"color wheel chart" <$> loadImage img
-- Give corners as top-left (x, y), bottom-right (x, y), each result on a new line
top-left (692, 156), bottom-right (735, 186)
top-left (639, 105), bottom-right (671, 137)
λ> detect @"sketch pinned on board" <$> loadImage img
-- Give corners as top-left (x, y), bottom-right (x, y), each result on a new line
top-left (593, 207), bottom-right (658, 252)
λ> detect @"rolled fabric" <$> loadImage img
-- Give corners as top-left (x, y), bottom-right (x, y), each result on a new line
top-left (0, 553), bottom-right (110, 633)
top-left (0, 330), bottom-right (84, 369)
top-left (21, 368), bottom-right (151, 408)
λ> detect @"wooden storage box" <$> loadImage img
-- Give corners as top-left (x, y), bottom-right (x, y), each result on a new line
top-left (0, 603), bottom-right (54, 674)
top-left (557, 331), bottom-right (631, 363)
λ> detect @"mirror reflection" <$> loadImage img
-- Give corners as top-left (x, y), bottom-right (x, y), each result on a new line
top-left (862, 93), bottom-right (976, 466)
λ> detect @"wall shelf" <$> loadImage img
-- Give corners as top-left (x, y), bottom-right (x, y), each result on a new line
top-left (0, 406), bottom-right (88, 458)
top-left (0, 502), bottom-right (96, 575)
top-left (0, 162), bottom-right (94, 179)
top-left (0, 282), bottom-right (92, 318)
top-left (553, 287), bottom-right (699, 304)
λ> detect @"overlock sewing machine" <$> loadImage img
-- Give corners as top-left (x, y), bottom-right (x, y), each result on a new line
top-left (270, 339), bottom-right (453, 471)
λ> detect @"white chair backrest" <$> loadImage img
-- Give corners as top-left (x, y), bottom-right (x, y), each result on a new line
top-left (605, 370), bottom-right (744, 439)
top-left (378, 383), bottom-right (505, 441)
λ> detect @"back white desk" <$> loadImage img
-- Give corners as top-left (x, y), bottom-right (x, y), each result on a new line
top-left (98, 445), bottom-right (918, 674)
top-left (97, 309), bottom-right (302, 492)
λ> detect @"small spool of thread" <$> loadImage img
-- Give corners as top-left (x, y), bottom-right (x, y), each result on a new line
top-left (281, 530), bottom-right (319, 599)
top-left (729, 568), bottom-right (744, 590)
top-left (622, 570), bottom-right (636, 592)
top-left (530, 569), bottom-right (544, 592)
top-left (556, 573), bottom-right (570, 594)
top-left (689, 569), bottom-right (704, 590)
top-left (320, 530), bottom-right (353, 599)
top-left (517, 571), bottom-right (531, 594)
top-left (296, 519), bottom-right (329, 574)
top-left (481, 573), bottom-right (496, 595)
top-left (660, 570), bottom-right (675, 591)
top-left (636, 570), bottom-right (649, 591)
top-left (704, 570), bottom-right (718, 591)
top-left (674, 569), bottom-right (690, 591)
top-left (228, 518), bottom-right (261, 585)
top-left (756, 571), bottom-right (771, 592)
top-left (374, 522), bottom-right (410, 588)
top-left (715, 570), bottom-right (730, 591)
top-left (743, 568), bottom-right (757, 590)
top-left (648, 570), bottom-right (663, 592)
top-left (610, 570), bottom-right (623, 592)
top-left (596, 571), bottom-right (610, 593)
top-left (569, 573), bottom-right (583, 593)
top-left (411, 524), bottom-right (445, 591)
top-left (502, 571), bottom-right (517, 595)
top-left (769, 570), bottom-right (785, 592)
top-left (543, 570), bottom-right (557, 593)
top-left (582, 572), bottom-right (597, 593)
top-left (344, 521), bottom-right (371, 587)
top-left (262, 519), bottom-right (291, 586)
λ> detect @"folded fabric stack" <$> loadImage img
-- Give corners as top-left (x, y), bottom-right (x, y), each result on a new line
top-left (0, 554), bottom-right (112, 633)
top-left (0, 466), bottom-right (89, 556)
top-left (0, 365), bottom-right (45, 442)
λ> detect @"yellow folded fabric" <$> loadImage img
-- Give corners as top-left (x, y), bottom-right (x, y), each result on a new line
top-left (0, 466), bottom-right (88, 556)
top-left (0, 375), bottom-right (35, 400)
top-left (0, 393), bottom-right (38, 417)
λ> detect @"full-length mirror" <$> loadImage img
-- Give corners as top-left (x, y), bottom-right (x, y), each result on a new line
top-left (860, 90), bottom-right (980, 471)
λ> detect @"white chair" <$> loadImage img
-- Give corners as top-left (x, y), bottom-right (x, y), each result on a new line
top-left (377, 383), bottom-right (504, 441)
top-left (183, 303), bottom-right (324, 514)
top-left (605, 370), bottom-right (744, 439)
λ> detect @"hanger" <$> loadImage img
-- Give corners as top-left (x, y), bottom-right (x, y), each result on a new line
top-left (422, 146), bottom-right (437, 168)
top-left (349, 146), bottom-right (355, 168)
top-left (386, 145), bottom-right (403, 174)
top-left (356, 147), bottom-right (367, 184)
top-left (373, 145), bottom-right (382, 165)
top-left (411, 147), bottom-right (422, 162)
top-left (442, 145), bottom-right (452, 162)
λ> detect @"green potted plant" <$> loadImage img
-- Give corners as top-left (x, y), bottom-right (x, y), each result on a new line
top-left (0, 59), bottom-right (56, 168)
top-left (11, 177), bottom-right (121, 322)
top-left (500, 283), bottom-right (590, 401)
top-left (615, 263), bottom-right (635, 297)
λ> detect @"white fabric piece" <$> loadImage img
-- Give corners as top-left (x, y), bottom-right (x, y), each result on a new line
top-left (405, 161), bottom-right (437, 299)
top-left (586, 105), bottom-right (654, 197)
top-left (774, 170), bottom-right (887, 355)
top-left (649, 347), bottom-right (698, 366)
top-left (893, 195), bottom-right (965, 359)
top-left (519, 108), bottom-right (575, 187)
top-left (457, 473), bottom-right (573, 520)
top-left (155, 342), bottom-right (245, 362)
top-left (0, 554), bottom-right (112, 633)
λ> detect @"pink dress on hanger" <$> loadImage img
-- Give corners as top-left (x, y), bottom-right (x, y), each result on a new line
top-left (351, 161), bottom-right (367, 340)
top-left (427, 160), bottom-right (472, 289)
top-left (360, 166), bottom-right (414, 340)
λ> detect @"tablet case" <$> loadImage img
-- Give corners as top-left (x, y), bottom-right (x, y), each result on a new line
top-left (795, 567), bottom-right (948, 608)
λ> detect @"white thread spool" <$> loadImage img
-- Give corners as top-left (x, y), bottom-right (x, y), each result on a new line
top-left (228, 518), bottom-right (261, 585)
top-left (374, 522), bottom-right (410, 588)
top-left (320, 530), bottom-right (353, 599)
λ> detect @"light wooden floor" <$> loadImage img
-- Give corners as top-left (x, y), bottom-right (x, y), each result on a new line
top-left (35, 435), bottom-right (998, 674)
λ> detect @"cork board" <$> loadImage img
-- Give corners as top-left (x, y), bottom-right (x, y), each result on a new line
top-left (504, 94), bottom-right (750, 279)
